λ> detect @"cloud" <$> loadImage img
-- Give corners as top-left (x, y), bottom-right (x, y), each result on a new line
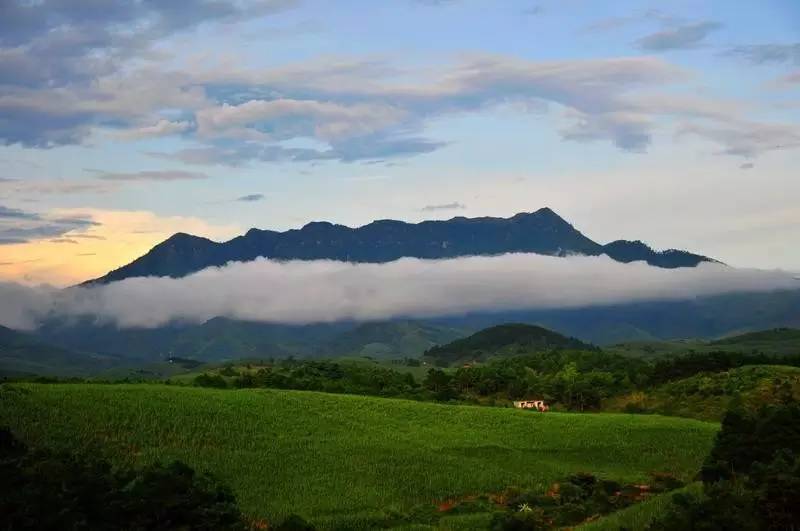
top-left (0, 0), bottom-right (296, 146)
top-left (581, 10), bottom-right (675, 34)
top-left (637, 21), bottom-right (722, 51)
top-left (0, 0), bottom-right (298, 86)
top-left (740, 162), bottom-right (754, 170)
top-left (0, 179), bottom-right (118, 196)
top-left (236, 194), bottom-right (266, 202)
top-left (93, 170), bottom-right (210, 182)
top-left (0, 205), bottom-right (39, 220)
top-left (115, 119), bottom-right (193, 140)
top-left (0, 5), bottom-right (795, 163)
top-left (0, 208), bottom-right (241, 286)
top-left (151, 54), bottom-right (688, 163)
top-left (49, 238), bottom-right (79, 244)
top-left (0, 254), bottom-right (796, 330)
top-left (0, 204), bottom-right (98, 244)
top-left (725, 43), bottom-right (800, 65)
top-left (421, 202), bottom-right (466, 212)
top-left (677, 120), bottom-right (800, 158)
top-left (70, 234), bottom-right (107, 240)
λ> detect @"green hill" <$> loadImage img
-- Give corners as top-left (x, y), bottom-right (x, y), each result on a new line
top-left (606, 365), bottom-right (800, 421)
top-left (610, 327), bottom-right (800, 359)
top-left (319, 320), bottom-right (469, 359)
top-left (710, 327), bottom-right (800, 355)
top-left (0, 383), bottom-right (716, 529)
top-left (0, 325), bottom-right (121, 377)
top-left (424, 323), bottom-right (595, 366)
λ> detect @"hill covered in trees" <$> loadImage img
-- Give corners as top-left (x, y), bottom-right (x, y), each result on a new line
top-left (423, 323), bottom-right (596, 366)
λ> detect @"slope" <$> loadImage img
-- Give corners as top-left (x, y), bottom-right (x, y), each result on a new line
top-left (424, 323), bottom-right (595, 365)
top-left (0, 383), bottom-right (718, 529)
top-left (318, 320), bottom-right (470, 359)
top-left (0, 325), bottom-right (121, 377)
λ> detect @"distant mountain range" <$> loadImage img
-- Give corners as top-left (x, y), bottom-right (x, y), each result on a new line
top-left (6, 287), bottom-right (799, 377)
top-left (86, 208), bottom-right (714, 284)
top-left (0, 325), bottom-right (123, 377)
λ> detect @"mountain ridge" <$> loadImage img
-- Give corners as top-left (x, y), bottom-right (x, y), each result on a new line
top-left (85, 208), bottom-right (715, 285)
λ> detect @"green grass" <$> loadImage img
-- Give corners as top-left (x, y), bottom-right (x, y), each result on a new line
top-left (578, 482), bottom-right (703, 530)
top-left (0, 383), bottom-right (718, 529)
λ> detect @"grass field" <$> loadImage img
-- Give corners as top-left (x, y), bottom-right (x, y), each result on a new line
top-left (0, 383), bottom-right (718, 529)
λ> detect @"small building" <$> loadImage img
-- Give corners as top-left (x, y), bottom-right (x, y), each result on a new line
top-left (513, 399), bottom-right (549, 412)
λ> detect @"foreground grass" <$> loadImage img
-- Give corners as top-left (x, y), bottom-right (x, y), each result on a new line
top-left (0, 383), bottom-right (717, 528)
top-left (578, 482), bottom-right (703, 530)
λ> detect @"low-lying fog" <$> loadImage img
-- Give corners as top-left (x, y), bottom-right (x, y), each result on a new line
top-left (1, 253), bottom-right (797, 330)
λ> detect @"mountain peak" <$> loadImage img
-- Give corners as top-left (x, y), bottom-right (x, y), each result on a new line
top-left (85, 210), bottom-right (715, 284)
top-left (158, 232), bottom-right (213, 247)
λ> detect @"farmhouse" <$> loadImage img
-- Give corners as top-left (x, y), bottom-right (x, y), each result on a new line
top-left (513, 399), bottom-right (549, 412)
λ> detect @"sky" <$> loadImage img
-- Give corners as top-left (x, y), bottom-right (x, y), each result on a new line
top-left (0, 0), bottom-right (799, 286)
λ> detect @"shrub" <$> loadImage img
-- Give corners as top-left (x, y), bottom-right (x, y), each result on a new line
top-left (0, 427), bottom-right (246, 530)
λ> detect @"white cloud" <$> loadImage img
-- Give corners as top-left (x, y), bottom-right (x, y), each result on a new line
top-left (115, 119), bottom-right (192, 140)
top-left (0, 254), bottom-right (795, 330)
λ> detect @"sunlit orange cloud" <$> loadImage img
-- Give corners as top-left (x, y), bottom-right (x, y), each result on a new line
top-left (0, 209), bottom-right (241, 287)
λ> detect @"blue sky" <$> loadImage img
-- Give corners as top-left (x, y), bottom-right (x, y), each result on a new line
top-left (0, 0), bottom-right (799, 284)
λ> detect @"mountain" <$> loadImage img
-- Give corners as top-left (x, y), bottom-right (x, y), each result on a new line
top-left (424, 323), bottom-right (596, 365)
top-left (318, 320), bottom-right (469, 359)
top-left (35, 317), bottom-right (354, 363)
top-left (26, 288), bottom-right (800, 374)
top-left (85, 208), bottom-right (714, 284)
top-left (602, 240), bottom-right (716, 268)
top-left (0, 325), bottom-right (121, 377)
top-left (34, 317), bottom-right (468, 364)
top-left (430, 288), bottom-right (800, 346)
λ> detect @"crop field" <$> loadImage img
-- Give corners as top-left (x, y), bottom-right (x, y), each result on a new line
top-left (0, 383), bottom-right (718, 529)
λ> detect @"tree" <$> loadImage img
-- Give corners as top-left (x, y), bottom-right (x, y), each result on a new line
top-left (0, 427), bottom-right (246, 530)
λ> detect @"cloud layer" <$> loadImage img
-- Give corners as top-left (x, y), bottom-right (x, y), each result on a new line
top-left (1, 1), bottom-right (797, 163)
top-left (0, 254), bottom-right (796, 330)
top-left (0, 204), bottom-right (97, 244)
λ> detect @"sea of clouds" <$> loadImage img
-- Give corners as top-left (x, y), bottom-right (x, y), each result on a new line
top-left (0, 253), bottom-right (797, 330)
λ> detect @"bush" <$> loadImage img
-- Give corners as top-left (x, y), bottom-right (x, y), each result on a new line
top-left (0, 427), bottom-right (246, 530)
top-left (649, 402), bottom-right (800, 530)
top-left (194, 373), bottom-right (229, 388)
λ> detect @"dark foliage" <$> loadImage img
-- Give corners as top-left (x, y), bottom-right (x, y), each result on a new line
top-left (488, 472), bottom-right (683, 530)
top-left (194, 347), bottom-right (647, 411)
top-left (701, 401), bottom-right (800, 483)
top-left (229, 360), bottom-right (420, 398)
top-left (651, 351), bottom-right (800, 385)
top-left (0, 427), bottom-right (246, 530)
top-left (194, 373), bottom-right (229, 388)
top-left (424, 323), bottom-right (597, 365)
top-left (649, 402), bottom-right (800, 530)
